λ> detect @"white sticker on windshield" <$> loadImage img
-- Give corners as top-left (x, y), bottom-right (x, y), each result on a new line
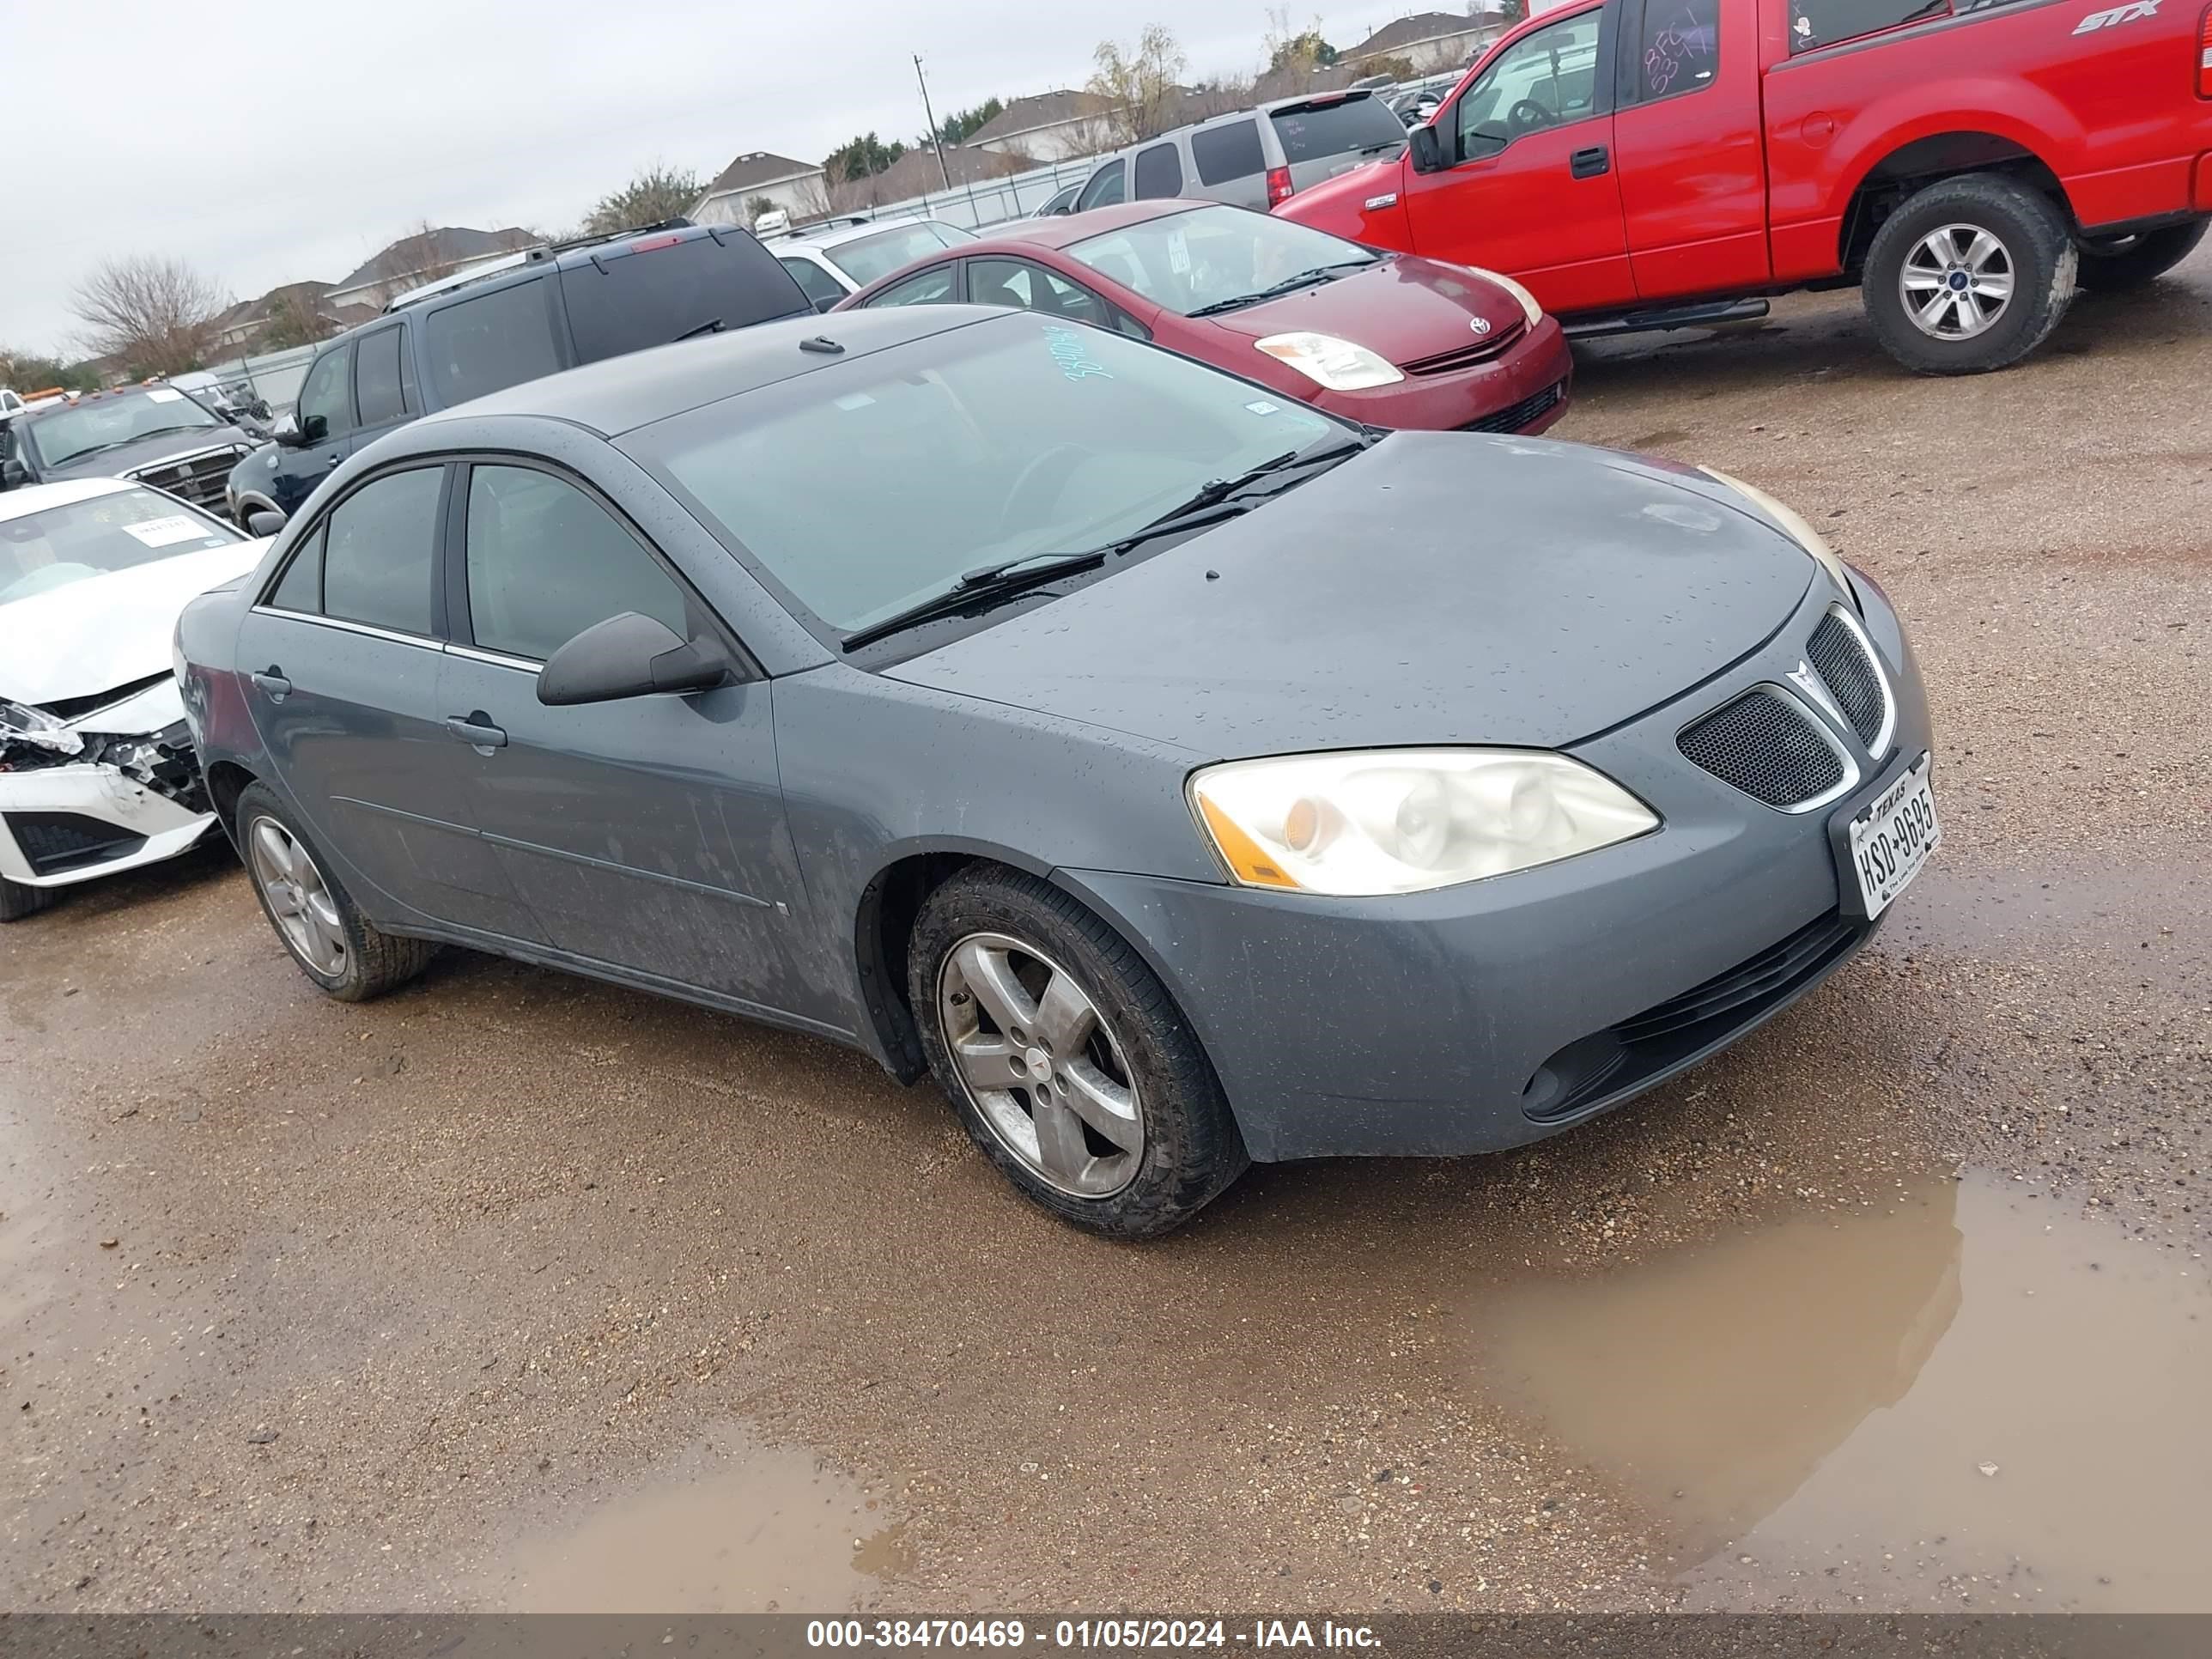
top-left (143, 387), bottom-right (185, 404)
top-left (120, 514), bottom-right (212, 548)
top-left (1167, 231), bottom-right (1191, 275)
top-left (1245, 400), bottom-right (1281, 416)
top-left (834, 392), bottom-right (878, 410)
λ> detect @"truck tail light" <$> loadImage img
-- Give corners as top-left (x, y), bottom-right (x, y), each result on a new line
top-left (1266, 166), bottom-right (1294, 206)
top-left (2199, 3), bottom-right (2212, 95)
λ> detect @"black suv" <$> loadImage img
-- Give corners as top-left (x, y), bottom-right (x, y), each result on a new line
top-left (228, 221), bottom-right (811, 525)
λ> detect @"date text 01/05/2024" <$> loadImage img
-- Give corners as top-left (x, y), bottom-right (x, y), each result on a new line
top-left (805, 1620), bottom-right (1382, 1649)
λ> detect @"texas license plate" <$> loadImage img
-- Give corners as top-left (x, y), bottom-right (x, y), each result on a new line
top-left (1845, 755), bottom-right (1940, 920)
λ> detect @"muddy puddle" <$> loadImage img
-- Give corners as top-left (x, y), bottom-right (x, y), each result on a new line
top-left (1472, 1177), bottom-right (2212, 1610)
top-left (481, 1424), bottom-right (912, 1613)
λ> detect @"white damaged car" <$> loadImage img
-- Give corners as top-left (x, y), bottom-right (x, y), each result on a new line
top-left (1, 479), bottom-right (267, 920)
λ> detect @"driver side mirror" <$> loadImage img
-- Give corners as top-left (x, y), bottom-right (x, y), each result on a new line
top-left (538, 611), bottom-right (732, 708)
top-left (0, 457), bottom-right (25, 490)
top-left (246, 508), bottom-right (288, 538)
top-left (271, 411), bottom-right (304, 446)
top-left (1409, 124), bottom-right (1445, 173)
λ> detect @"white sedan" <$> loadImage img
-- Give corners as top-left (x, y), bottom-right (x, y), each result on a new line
top-left (0, 478), bottom-right (268, 919)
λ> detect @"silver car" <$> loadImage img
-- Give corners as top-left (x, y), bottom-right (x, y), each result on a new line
top-left (1073, 90), bottom-right (1411, 214)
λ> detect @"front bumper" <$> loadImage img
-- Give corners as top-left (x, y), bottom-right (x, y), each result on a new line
top-left (1058, 573), bottom-right (1930, 1162)
top-left (1312, 314), bottom-right (1574, 435)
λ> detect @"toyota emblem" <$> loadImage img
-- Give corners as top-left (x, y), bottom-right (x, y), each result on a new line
top-left (1470, 316), bottom-right (1493, 336)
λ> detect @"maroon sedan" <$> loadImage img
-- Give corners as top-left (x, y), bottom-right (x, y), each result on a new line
top-left (832, 199), bottom-right (1572, 434)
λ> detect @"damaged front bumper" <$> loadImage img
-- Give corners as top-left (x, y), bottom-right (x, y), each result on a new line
top-left (0, 678), bottom-right (217, 890)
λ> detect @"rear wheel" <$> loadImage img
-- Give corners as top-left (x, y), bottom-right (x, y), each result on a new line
top-left (1863, 173), bottom-right (2075, 375)
top-left (2075, 220), bottom-right (2209, 293)
top-left (234, 782), bottom-right (435, 1001)
top-left (908, 866), bottom-right (1248, 1239)
top-left (0, 875), bottom-right (58, 922)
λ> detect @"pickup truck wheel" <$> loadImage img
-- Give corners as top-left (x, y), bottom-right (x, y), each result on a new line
top-left (2075, 220), bottom-right (2209, 294)
top-left (1863, 175), bottom-right (2075, 375)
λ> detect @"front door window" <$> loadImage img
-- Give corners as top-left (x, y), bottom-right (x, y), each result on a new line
top-left (1455, 11), bottom-right (1606, 161)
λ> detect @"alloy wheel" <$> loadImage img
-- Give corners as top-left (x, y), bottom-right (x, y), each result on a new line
top-left (937, 932), bottom-right (1145, 1198)
top-left (248, 816), bottom-right (348, 977)
top-left (1899, 223), bottom-right (2016, 341)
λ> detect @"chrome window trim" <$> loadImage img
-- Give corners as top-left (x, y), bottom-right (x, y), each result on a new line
top-left (1818, 602), bottom-right (1898, 763)
top-left (248, 605), bottom-right (443, 652)
top-left (444, 642), bottom-right (543, 673)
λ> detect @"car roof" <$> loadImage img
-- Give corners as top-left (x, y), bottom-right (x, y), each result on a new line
top-left (965, 198), bottom-right (1217, 254)
top-left (410, 306), bottom-right (1005, 439)
top-left (775, 216), bottom-right (942, 250)
top-left (0, 477), bottom-right (138, 523)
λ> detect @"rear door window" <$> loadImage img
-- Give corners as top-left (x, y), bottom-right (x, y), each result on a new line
top-left (320, 465), bottom-right (445, 635)
top-left (422, 278), bottom-right (565, 408)
top-left (1133, 143), bottom-right (1185, 198)
top-left (561, 231), bottom-right (811, 363)
top-left (1191, 119), bottom-right (1266, 185)
top-left (863, 264), bottom-right (959, 307)
top-left (352, 325), bottom-right (412, 427)
top-left (1789, 0), bottom-right (1948, 50)
top-left (1269, 95), bottom-right (1407, 164)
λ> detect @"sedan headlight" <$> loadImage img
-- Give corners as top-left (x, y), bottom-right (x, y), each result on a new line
top-left (1698, 466), bottom-right (1856, 606)
top-left (1189, 749), bottom-right (1657, 896)
top-left (1254, 332), bottom-right (1404, 391)
top-left (0, 700), bottom-right (83, 757)
top-left (1458, 264), bottom-right (1545, 329)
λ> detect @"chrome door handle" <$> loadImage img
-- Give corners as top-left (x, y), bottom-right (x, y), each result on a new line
top-left (251, 669), bottom-right (292, 702)
top-left (446, 714), bottom-right (507, 750)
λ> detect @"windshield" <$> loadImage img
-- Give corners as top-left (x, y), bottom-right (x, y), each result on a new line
top-left (828, 222), bottom-right (979, 287)
top-left (632, 312), bottom-right (1343, 637)
top-left (0, 487), bottom-right (241, 605)
top-left (1067, 205), bottom-right (1380, 317)
top-left (21, 388), bottom-right (222, 470)
top-left (1269, 94), bottom-right (1409, 162)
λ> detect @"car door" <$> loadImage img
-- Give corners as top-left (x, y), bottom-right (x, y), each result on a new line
top-left (239, 461), bottom-right (544, 939)
top-left (1401, 4), bottom-right (1634, 315)
top-left (1609, 0), bottom-right (1767, 299)
top-left (348, 321), bottom-right (420, 450)
top-left (269, 341), bottom-right (358, 513)
top-left (435, 459), bottom-right (812, 1005)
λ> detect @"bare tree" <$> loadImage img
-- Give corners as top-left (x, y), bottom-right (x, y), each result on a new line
top-left (259, 288), bottom-right (334, 352)
top-left (1087, 25), bottom-right (1188, 146)
top-left (368, 222), bottom-right (467, 309)
top-left (68, 255), bottom-right (228, 377)
top-left (583, 164), bottom-right (703, 235)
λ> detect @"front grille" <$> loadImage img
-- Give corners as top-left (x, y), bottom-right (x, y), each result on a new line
top-left (1461, 379), bottom-right (1565, 434)
top-left (1403, 316), bottom-right (1528, 374)
top-left (3, 811), bottom-right (147, 877)
top-left (1679, 689), bottom-right (1844, 807)
top-left (125, 445), bottom-right (246, 513)
top-left (1808, 611), bottom-right (1888, 749)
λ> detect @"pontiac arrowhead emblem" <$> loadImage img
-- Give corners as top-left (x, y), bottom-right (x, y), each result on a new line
top-left (1788, 659), bottom-right (1844, 725)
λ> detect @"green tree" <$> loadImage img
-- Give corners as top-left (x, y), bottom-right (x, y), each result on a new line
top-left (583, 164), bottom-right (704, 236)
top-left (1267, 28), bottom-right (1339, 72)
top-left (823, 132), bottom-right (906, 180)
top-left (0, 347), bottom-right (97, 392)
top-left (935, 97), bottom-right (1006, 147)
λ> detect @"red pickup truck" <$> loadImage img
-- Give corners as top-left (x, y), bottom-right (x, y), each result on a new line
top-left (1275, 0), bottom-right (2212, 373)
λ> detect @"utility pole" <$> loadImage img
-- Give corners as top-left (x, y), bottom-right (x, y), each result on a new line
top-left (914, 55), bottom-right (954, 191)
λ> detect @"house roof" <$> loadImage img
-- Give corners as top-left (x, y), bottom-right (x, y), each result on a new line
top-left (1347, 11), bottom-right (1484, 55)
top-left (967, 90), bottom-right (1117, 144)
top-left (707, 150), bottom-right (823, 196)
top-left (334, 227), bottom-right (536, 294)
top-left (1249, 60), bottom-right (1365, 103)
top-left (849, 144), bottom-right (1029, 204)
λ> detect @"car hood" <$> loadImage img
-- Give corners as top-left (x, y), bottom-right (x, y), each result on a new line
top-left (1, 538), bottom-right (269, 708)
top-left (884, 434), bottom-right (1816, 757)
top-left (1205, 254), bottom-right (1525, 363)
top-left (39, 425), bottom-right (252, 482)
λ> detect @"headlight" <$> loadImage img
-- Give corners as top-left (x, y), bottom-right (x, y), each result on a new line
top-left (1698, 466), bottom-right (1856, 605)
top-left (1189, 749), bottom-right (1657, 896)
top-left (1254, 332), bottom-right (1403, 391)
top-left (0, 700), bottom-right (83, 757)
top-left (1458, 264), bottom-right (1544, 328)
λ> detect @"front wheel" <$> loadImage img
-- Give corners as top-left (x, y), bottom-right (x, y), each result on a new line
top-left (908, 866), bottom-right (1248, 1240)
top-left (1863, 173), bottom-right (2076, 375)
top-left (2075, 220), bottom-right (2209, 294)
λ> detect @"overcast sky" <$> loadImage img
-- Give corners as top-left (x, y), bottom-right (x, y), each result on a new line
top-left (3, 0), bottom-right (1449, 357)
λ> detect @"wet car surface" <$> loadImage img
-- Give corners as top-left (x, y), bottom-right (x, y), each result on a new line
top-left (3, 246), bottom-right (2209, 1614)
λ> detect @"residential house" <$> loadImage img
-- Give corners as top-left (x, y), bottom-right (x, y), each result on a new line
top-left (210, 281), bottom-right (341, 353)
top-left (1344, 10), bottom-right (1504, 74)
top-left (967, 91), bottom-right (1121, 162)
top-left (691, 151), bottom-right (830, 228)
top-left (324, 226), bottom-right (539, 313)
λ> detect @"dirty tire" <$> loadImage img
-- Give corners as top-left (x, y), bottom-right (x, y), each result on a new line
top-left (908, 864), bottom-right (1249, 1240)
top-left (2075, 220), bottom-right (2209, 294)
top-left (1863, 173), bottom-right (2075, 375)
top-left (0, 875), bottom-right (58, 922)
top-left (234, 781), bottom-right (436, 1002)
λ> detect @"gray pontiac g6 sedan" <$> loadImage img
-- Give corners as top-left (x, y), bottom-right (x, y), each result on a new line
top-left (175, 307), bottom-right (1939, 1237)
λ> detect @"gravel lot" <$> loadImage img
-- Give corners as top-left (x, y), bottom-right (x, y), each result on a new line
top-left (3, 252), bottom-right (2208, 1617)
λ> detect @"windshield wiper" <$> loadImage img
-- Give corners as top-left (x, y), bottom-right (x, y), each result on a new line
top-left (42, 439), bottom-right (135, 468)
top-left (1187, 260), bottom-right (1377, 318)
top-left (838, 436), bottom-right (1374, 651)
top-left (677, 316), bottom-right (726, 341)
